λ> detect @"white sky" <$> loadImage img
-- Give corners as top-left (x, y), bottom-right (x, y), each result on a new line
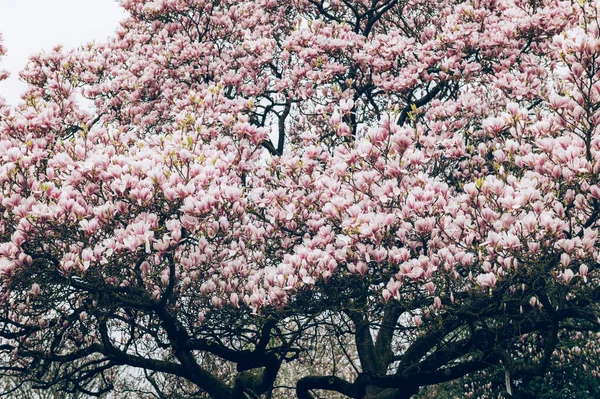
top-left (0, 0), bottom-right (127, 105)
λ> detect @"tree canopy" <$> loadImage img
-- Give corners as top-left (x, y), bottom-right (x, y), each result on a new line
top-left (1, 0), bottom-right (600, 398)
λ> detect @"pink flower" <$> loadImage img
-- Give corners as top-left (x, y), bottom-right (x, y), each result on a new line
top-left (530, 296), bottom-right (539, 308)
top-left (0, 258), bottom-right (15, 276)
top-left (476, 273), bottom-right (497, 289)
top-left (339, 98), bottom-right (354, 112)
top-left (560, 253), bottom-right (571, 268)
top-left (11, 231), bottom-right (26, 247)
top-left (563, 269), bottom-right (574, 284)
top-left (31, 283), bottom-right (41, 296)
top-left (382, 289), bottom-right (392, 302)
top-left (580, 264), bottom-right (589, 283)
top-left (414, 316), bottom-right (422, 328)
top-left (424, 282), bottom-right (436, 295)
top-left (230, 293), bottom-right (240, 307)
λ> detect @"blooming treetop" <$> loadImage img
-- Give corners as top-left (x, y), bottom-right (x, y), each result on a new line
top-left (0, 0), bottom-right (600, 398)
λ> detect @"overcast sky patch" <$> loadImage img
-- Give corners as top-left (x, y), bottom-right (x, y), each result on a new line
top-left (0, 0), bottom-right (126, 104)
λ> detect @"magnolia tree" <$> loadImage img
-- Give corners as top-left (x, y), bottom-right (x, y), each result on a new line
top-left (1, 0), bottom-right (600, 398)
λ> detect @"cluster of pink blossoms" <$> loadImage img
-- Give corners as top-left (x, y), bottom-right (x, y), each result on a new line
top-left (0, 0), bottom-right (596, 320)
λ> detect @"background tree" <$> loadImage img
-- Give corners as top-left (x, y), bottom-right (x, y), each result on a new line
top-left (1, 0), bottom-right (600, 398)
top-left (416, 330), bottom-right (600, 399)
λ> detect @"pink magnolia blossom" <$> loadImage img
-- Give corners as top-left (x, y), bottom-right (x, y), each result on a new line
top-left (476, 273), bottom-right (497, 289)
top-left (563, 269), bottom-right (574, 284)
